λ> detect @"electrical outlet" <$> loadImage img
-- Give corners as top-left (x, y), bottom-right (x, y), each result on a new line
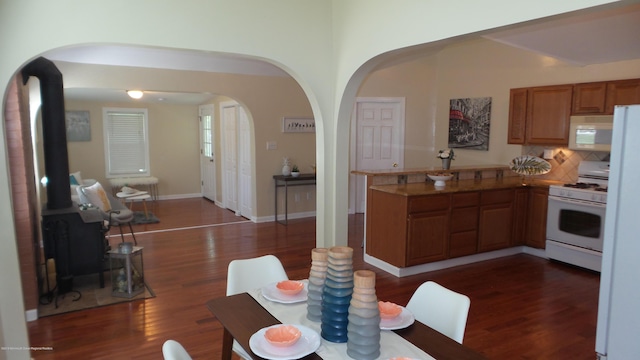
top-left (294, 193), bottom-right (300, 202)
top-left (306, 192), bottom-right (311, 200)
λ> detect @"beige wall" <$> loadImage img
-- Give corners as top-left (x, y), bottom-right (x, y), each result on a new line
top-left (358, 38), bottom-right (640, 171)
top-left (54, 66), bottom-right (316, 220)
top-left (48, 100), bottom-right (201, 198)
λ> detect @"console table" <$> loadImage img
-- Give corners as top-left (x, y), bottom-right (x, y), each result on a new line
top-left (273, 173), bottom-right (316, 225)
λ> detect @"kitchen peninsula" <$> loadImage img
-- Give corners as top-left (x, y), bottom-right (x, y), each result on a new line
top-left (353, 165), bottom-right (562, 277)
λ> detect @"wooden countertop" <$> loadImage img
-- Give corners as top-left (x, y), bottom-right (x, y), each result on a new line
top-left (369, 176), bottom-right (564, 196)
top-left (351, 164), bottom-right (510, 176)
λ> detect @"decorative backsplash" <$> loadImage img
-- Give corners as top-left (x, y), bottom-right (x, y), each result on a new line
top-left (522, 146), bottom-right (610, 183)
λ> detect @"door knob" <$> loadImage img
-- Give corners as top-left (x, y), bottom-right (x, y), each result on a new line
top-left (393, 163), bottom-right (398, 167)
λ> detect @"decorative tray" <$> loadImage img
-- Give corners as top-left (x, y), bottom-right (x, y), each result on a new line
top-left (509, 155), bottom-right (551, 175)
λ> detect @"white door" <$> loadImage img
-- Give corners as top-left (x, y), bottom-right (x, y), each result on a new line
top-left (350, 98), bottom-right (405, 213)
top-left (222, 104), bottom-right (238, 212)
top-left (238, 106), bottom-right (253, 218)
top-left (199, 105), bottom-right (216, 202)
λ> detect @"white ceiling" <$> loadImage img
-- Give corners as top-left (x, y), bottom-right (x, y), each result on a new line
top-left (48, 3), bottom-right (640, 105)
top-left (483, 3), bottom-right (640, 66)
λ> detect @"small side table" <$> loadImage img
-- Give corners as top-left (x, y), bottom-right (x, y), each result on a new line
top-left (116, 191), bottom-right (152, 218)
top-left (109, 246), bottom-right (145, 298)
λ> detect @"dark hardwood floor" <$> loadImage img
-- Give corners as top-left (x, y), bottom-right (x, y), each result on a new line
top-left (27, 198), bottom-right (600, 359)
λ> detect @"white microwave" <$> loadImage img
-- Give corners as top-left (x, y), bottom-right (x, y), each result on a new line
top-left (568, 115), bottom-right (613, 152)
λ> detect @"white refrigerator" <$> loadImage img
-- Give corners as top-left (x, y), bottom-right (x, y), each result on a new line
top-left (595, 104), bottom-right (640, 359)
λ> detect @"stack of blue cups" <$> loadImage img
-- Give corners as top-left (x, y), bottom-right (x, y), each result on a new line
top-left (320, 246), bottom-right (354, 343)
top-left (307, 248), bottom-right (329, 322)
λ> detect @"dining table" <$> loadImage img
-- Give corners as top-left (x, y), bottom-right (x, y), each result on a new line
top-left (206, 287), bottom-right (487, 360)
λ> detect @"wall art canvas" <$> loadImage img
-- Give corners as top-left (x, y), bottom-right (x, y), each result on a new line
top-left (448, 97), bottom-right (491, 151)
top-left (282, 117), bottom-right (315, 133)
top-left (65, 110), bottom-right (91, 141)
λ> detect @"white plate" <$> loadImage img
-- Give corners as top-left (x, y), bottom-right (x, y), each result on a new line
top-left (249, 324), bottom-right (320, 360)
top-left (380, 306), bottom-right (415, 330)
top-left (262, 281), bottom-right (308, 304)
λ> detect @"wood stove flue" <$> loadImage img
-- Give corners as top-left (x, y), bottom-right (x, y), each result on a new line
top-left (22, 57), bottom-right (72, 210)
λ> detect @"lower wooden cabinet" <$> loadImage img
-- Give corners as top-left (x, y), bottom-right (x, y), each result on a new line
top-left (407, 210), bottom-right (449, 265)
top-left (525, 187), bottom-right (549, 248)
top-left (478, 189), bottom-right (514, 252)
top-left (366, 185), bottom-right (549, 268)
top-left (449, 192), bottom-right (479, 258)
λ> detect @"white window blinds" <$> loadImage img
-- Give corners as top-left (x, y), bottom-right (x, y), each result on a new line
top-left (103, 108), bottom-right (150, 177)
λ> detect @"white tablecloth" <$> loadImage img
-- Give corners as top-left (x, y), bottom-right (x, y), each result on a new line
top-left (248, 284), bottom-right (434, 360)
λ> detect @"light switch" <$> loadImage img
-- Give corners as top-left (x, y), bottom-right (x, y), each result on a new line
top-left (266, 141), bottom-right (277, 150)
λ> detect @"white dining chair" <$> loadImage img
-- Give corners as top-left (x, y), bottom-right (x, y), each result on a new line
top-left (405, 281), bottom-right (471, 344)
top-left (162, 339), bottom-right (192, 360)
top-left (226, 254), bottom-right (289, 359)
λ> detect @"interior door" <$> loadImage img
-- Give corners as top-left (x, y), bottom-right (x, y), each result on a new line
top-left (351, 98), bottom-right (405, 213)
top-left (238, 106), bottom-right (253, 218)
top-left (222, 103), bottom-right (238, 212)
top-left (199, 105), bottom-right (216, 202)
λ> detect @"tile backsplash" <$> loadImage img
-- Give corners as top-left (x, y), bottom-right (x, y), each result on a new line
top-left (523, 146), bottom-right (610, 183)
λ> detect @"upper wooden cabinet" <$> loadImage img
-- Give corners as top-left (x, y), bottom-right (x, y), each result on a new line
top-left (573, 82), bottom-right (608, 114)
top-left (572, 78), bottom-right (640, 115)
top-left (508, 85), bottom-right (573, 145)
top-left (605, 79), bottom-right (640, 114)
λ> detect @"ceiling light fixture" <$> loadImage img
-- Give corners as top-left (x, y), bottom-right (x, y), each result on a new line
top-left (127, 90), bottom-right (144, 99)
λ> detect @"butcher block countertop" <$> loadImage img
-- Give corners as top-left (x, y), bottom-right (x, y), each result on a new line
top-left (369, 176), bottom-right (564, 196)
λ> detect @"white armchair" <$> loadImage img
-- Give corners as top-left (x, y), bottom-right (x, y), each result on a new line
top-left (76, 181), bottom-right (137, 245)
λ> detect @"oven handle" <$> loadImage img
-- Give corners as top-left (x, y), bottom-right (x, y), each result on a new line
top-left (548, 195), bottom-right (607, 208)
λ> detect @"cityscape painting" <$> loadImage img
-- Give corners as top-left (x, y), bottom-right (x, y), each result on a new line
top-left (448, 97), bottom-right (491, 151)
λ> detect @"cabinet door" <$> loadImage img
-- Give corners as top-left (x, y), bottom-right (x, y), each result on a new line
top-left (525, 187), bottom-right (549, 249)
top-left (605, 79), bottom-right (640, 114)
top-left (526, 85), bottom-right (573, 145)
top-left (366, 190), bottom-right (408, 267)
top-left (572, 82), bottom-right (607, 114)
top-left (512, 188), bottom-right (529, 246)
top-left (407, 210), bottom-right (448, 266)
top-left (478, 203), bottom-right (513, 252)
top-left (508, 88), bottom-right (528, 144)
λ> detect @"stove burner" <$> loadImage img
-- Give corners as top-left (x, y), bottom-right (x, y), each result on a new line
top-left (564, 182), bottom-right (600, 189)
top-left (562, 182), bottom-right (608, 192)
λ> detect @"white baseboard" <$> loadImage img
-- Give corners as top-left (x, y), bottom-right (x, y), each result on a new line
top-left (365, 246), bottom-right (547, 277)
top-left (26, 308), bottom-right (38, 322)
top-left (256, 211), bottom-right (316, 223)
top-left (157, 193), bottom-right (202, 200)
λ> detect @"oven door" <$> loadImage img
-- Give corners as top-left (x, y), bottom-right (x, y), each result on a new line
top-left (546, 195), bottom-right (606, 251)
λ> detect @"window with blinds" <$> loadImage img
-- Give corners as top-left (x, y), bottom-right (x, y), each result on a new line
top-left (103, 108), bottom-right (150, 178)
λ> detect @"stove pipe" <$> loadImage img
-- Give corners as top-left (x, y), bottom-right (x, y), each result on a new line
top-left (22, 57), bottom-right (72, 210)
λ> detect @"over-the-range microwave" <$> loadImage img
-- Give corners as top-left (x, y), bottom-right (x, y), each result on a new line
top-left (568, 115), bottom-right (613, 152)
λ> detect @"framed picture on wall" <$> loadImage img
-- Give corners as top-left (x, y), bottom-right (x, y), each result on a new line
top-left (448, 97), bottom-right (491, 151)
top-left (65, 110), bottom-right (91, 141)
top-left (282, 117), bottom-right (315, 133)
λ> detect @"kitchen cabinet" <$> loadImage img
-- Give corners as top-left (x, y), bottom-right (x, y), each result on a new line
top-left (572, 78), bottom-right (640, 115)
top-left (508, 88), bottom-right (528, 144)
top-left (573, 82), bottom-right (608, 114)
top-left (605, 78), bottom-right (640, 114)
top-left (478, 189), bottom-right (514, 252)
top-left (513, 188), bottom-right (529, 246)
top-left (366, 182), bottom-right (547, 268)
top-left (525, 187), bottom-right (549, 249)
top-left (449, 192), bottom-right (479, 258)
top-left (508, 85), bottom-right (573, 145)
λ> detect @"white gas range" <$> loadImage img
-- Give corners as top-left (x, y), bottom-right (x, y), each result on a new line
top-left (546, 161), bottom-right (610, 272)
